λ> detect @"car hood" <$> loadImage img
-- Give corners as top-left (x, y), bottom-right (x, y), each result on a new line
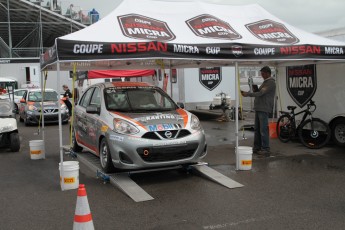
top-left (111, 109), bottom-right (190, 129)
top-left (29, 101), bottom-right (59, 108)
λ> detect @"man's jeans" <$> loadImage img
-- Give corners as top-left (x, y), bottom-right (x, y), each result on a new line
top-left (254, 111), bottom-right (270, 151)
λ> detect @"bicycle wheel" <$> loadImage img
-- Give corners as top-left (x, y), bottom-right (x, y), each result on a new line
top-left (298, 118), bottom-right (331, 149)
top-left (276, 114), bottom-right (294, 143)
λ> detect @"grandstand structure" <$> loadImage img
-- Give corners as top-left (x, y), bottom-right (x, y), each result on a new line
top-left (0, 0), bottom-right (92, 61)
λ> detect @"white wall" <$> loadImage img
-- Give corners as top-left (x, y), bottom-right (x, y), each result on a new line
top-left (183, 67), bottom-right (235, 105)
top-left (0, 63), bottom-right (71, 93)
top-left (277, 63), bottom-right (345, 123)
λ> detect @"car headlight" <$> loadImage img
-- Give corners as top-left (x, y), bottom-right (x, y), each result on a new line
top-left (0, 124), bottom-right (14, 133)
top-left (190, 114), bottom-right (201, 130)
top-left (113, 118), bottom-right (139, 135)
top-left (28, 105), bottom-right (37, 111)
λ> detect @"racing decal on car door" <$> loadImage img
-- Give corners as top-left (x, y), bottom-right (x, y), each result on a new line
top-left (286, 64), bottom-right (317, 108)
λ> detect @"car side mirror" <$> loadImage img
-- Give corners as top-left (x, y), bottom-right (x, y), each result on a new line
top-left (176, 102), bottom-right (185, 109)
top-left (86, 105), bottom-right (100, 115)
top-left (20, 98), bottom-right (26, 103)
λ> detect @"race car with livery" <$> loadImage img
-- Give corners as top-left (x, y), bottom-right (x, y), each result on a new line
top-left (72, 82), bottom-right (207, 172)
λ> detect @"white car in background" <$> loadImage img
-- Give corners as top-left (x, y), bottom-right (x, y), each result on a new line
top-left (1, 89), bottom-right (28, 113)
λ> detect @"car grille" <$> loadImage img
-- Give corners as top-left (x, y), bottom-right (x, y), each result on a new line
top-left (137, 142), bottom-right (198, 162)
top-left (141, 129), bottom-right (191, 140)
top-left (38, 108), bottom-right (58, 113)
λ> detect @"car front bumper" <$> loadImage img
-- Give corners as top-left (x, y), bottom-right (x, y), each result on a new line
top-left (106, 129), bottom-right (207, 170)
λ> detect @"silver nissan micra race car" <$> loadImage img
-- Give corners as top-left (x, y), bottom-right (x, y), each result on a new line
top-left (72, 82), bottom-right (207, 172)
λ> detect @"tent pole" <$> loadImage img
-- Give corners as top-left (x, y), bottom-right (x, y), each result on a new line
top-left (235, 62), bottom-right (239, 170)
top-left (57, 62), bottom-right (64, 191)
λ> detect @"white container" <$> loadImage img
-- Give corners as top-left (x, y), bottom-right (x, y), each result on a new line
top-left (236, 146), bottom-right (253, 170)
top-left (59, 161), bottom-right (79, 190)
top-left (29, 140), bottom-right (45, 160)
top-left (212, 95), bottom-right (231, 106)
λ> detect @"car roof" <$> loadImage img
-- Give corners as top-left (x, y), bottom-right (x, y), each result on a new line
top-left (90, 81), bottom-right (155, 88)
top-left (27, 88), bottom-right (57, 92)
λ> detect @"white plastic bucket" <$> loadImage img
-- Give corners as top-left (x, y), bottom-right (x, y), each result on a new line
top-left (59, 161), bottom-right (79, 190)
top-left (236, 146), bottom-right (253, 170)
top-left (29, 140), bottom-right (45, 160)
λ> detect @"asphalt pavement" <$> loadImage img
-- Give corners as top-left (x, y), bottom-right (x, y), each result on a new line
top-left (1, 112), bottom-right (345, 230)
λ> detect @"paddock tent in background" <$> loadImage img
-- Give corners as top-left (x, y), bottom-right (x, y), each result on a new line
top-left (40, 0), bottom-right (345, 175)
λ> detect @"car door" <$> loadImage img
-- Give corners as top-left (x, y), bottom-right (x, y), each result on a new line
top-left (75, 87), bottom-right (94, 151)
top-left (85, 87), bottom-right (101, 151)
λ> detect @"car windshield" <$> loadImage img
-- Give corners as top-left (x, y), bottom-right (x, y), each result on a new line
top-left (28, 91), bottom-right (58, 102)
top-left (105, 87), bottom-right (177, 112)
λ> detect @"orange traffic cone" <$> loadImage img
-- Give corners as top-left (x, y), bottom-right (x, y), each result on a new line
top-left (73, 184), bottom-right (95, 230)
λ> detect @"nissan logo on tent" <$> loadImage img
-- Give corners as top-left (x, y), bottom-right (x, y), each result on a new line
top-left (186, 14), bottom-right (242, 40)
top-left (118, 14), bottom-right (176, 41)
top-left (246, 19), bottom-right (299, 44)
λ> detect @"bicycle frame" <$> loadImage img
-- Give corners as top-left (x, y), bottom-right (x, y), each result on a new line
top-left (279, 101), bottom-right (316, 134)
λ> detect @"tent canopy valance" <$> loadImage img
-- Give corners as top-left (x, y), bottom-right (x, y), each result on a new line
top-left (41, 0), bottom-right (345, 71)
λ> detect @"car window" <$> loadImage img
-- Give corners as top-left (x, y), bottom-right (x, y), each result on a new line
top-left (80, 88), bottom-right (94, 108)
top-left (105, 87), bottom-right (176, 112)
top-left (28, 91), bottom-right (58, 102)
top-left (15, 90), bottom-right (26, 97)
top-left (43, 91), bottom-right (58, 101)
top-left (90, 87), bottom-right (101, 106)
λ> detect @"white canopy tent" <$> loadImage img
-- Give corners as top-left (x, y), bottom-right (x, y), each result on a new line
top-left (41, 0), bottom-right (345, 187)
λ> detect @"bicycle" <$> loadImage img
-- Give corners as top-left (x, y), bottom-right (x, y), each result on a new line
top-left (276, 100), bottom-right (331, 149)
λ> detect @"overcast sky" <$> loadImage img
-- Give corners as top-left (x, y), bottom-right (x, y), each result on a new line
top-left (69, 0), bottom-right (345, 33)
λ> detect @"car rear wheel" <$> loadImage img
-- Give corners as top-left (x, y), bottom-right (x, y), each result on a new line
top-left (332, 118), bottom-right (345, 146)
top-left (10, 133), bottom-right (20, 152)
top-left (72, 128), bottom-right (83, 152)
top-left (99, 138), bottom-right (115, 173)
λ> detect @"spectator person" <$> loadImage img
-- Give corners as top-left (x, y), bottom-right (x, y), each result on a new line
top-left (89, 8), bottom-right (99, 23)
top-left (241, 66), bottom-right (276, 157)
top-left (62, 85), bottom-right (73, 117)
top-left (0, 86), bottom-right (6, 95)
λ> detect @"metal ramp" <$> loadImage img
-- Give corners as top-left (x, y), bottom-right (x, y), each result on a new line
top-left (188, 163), bottom-right (244, 189)
top-left (76, 152), bottom-right (154, 202)
top-left (74, 151), bottom-right (244, 202)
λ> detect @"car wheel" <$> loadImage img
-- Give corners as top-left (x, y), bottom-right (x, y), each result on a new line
top-left (10, 133), bottom-right (20, 152)
top-left (14, 104), bottom-right (19, 114)
top-left (72, 128), bottom-right (83, 152)
top-left (24, 116), bottom-right (30, 126)
top-left (332, 118), bottom-right (345, 146)
top-left (99, 138), bottom-right (115, 173)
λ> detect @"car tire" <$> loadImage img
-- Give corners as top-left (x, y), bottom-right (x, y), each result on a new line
top-left (10, 133), bottom-right (20, 152)
top-left (99, 138), bottom-right (115, 173)
top-left (331, 118), bottom-right (345, 147)
top-left (24, 115), bottom-right (30, 126)
top-left (72, 128), bottom-right (83, 152)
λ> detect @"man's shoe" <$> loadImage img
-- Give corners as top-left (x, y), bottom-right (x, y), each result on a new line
top-left (257, 150), bottom-right (270, 157)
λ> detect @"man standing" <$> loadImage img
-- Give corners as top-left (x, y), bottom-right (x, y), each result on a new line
top-left (62, 85), bottom-right (72, 117)
top-left (241, 66), bottom-right (276, 157)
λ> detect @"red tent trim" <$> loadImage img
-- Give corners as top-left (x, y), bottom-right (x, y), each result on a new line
top-left (87, 69), bottom-right (155, 79)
